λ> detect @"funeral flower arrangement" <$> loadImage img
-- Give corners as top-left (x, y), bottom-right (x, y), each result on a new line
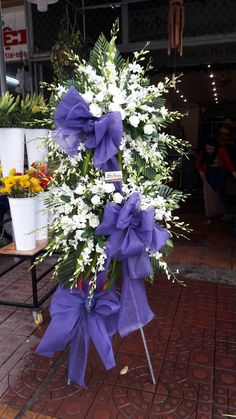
top-left (36, 25), bottom-right (189, 387)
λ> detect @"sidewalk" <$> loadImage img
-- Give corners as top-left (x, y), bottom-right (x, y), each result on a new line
top-left (0, 200), bottom-right (235, 418)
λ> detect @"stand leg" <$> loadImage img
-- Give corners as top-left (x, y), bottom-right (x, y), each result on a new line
top-left (31, 256), bottom-right (39, 309)
top-left (140, 326), bottom-right (156, 385)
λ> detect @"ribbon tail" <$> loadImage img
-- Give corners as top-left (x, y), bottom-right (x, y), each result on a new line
top-left (118, 261), bottom-right (154, 337)
top-left (68, 319), bottom-right (90, 388)
top-left (88, 315), bottom-right (116, 371)
top-left (36, 287), bottom-right (76, 357)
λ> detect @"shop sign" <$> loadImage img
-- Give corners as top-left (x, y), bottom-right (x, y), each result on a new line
top-left (2, 6), bottom-right (28, 62)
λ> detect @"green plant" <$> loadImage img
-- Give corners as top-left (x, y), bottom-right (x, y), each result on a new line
top-left (0, 92), bottom-right (51, 128)
top-left (0, 92), bottom-right (20, 128)
top-left (51, 30), bottom-right (84, 81)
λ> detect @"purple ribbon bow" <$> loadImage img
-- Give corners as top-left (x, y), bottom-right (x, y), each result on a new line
top-left (36, 284), bottom-right (120, 388)
top-left (53, 87), bottom-right (123, 172)
top-left (96, 192), bottom-right (169, 336)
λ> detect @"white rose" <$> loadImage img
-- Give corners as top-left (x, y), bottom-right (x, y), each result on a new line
top-left (129, 115), bottom-right (140, 128)
top-left (103, 183), bottom-right (116, 193)
top-left (82, 91), bottom-right (94, 104)
top-left (91, 195), bottom-right (101, 205)
top-left (144, 124), bottom-right (155, 135)
top-left (89, 214), bottom-right (100, 228)
top-left (113, 192), bottom-right (123, 204)
top-left (90, 103), bottom-right (102, 117)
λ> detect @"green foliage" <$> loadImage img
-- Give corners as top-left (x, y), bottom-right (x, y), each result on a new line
top-left (51, 30), bottom-right (84, 81)
top-left (0, 92), bottom-right (20, 127)
top-left (0, 92), bottom-right (51, 128)
top-left (89, 32), bottom-right (126, 75)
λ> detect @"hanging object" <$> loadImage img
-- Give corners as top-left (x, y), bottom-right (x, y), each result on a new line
top-left (168, 0), bottom-right (185, 56)
top-left (27, 0), bottom-right (59, 13)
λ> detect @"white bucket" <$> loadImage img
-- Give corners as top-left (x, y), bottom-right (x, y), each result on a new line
top-left (0, 128), bottom-right (25, 176)
top-left (35, 192), bottom-right (48, 240)
top-left (9, 197), bottom-right (36, 251)
top-left (25, 128), bottom-right (48, 168)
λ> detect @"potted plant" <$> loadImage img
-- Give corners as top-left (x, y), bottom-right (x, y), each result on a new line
top-left (0, 92), bottom-right (25, 177)
top-left (29, 162), bottom-right (52, 241)
top-left (0, 168), bottom-right (43, 250)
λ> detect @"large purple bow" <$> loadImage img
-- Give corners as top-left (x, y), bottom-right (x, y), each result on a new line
top-left (53, 87), bottom-right (123, 171)
top-left (36, 284), bottom-right (120, 388)
top-left (96, 192), bottom-right (169, 336)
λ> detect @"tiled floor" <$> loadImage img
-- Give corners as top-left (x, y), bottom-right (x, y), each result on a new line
top-left (0, 198), bottom-right (236, 418)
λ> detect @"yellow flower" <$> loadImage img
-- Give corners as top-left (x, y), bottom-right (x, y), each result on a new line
top-left (4, 186), bottom-right (12, 194)
top-left (20, 174), bottom-right (30, 181)
top-left (30, 177), bottom-right (39, 186)
top-left (4, 177), bottom-right (15, 186)
top-left (20, 179), bottom-right (30, 188)
top-left (36, 186), bottom-right (43, 192)
top-left (9, 168), bottom-right (16, 175)
top-left (26, 169), bottom-right (35, 175)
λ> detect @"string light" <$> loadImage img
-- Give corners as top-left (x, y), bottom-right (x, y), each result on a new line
top-left (207, 64), bottom-right (211, 68)
top-left (210, 73), bottom-right (214, 78)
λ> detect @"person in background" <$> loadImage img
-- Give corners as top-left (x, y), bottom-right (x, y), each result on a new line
top-left (196, 138), bottom-right (236, 221)
top-left (217, 119), bottom-right (233, 147)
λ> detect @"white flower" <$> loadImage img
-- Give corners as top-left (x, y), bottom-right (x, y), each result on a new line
top-left (103, 183), bottom-right (116, 193)
top-left (82, 91), bottom-right (93, 104)
top-left (108, 84), bottom-right (119, 96)
top-left (108, 103), bottom-right (126, 120)
top-left (113, 192), bottom-right (123, 204)
top-left (88, 214), bottom-right (99, 228)
top-left (75, 230), bottom-right (84, 241)
top-left (96, 244), bottom-right (104, 254)
top-left (75, 184), bottom-right (85, 195)
top-left (144, 124), bottom-right (155, 135)
top-left (96, 92), bottom-right (104, 102)
top-left (160, 106), bottom-right (168, 118)
top-left (129, 115), bottom-right (140, 128)
top-left (157, 82), bottom-right (164, 90)
top-left (91, 195), bottom-right (101, 205)
top-left (128, 63), bottom-right (142, 73)
top-left (90, 103), bottom-right (102, 117)
top-left (126, 102), bottom-right (136, 112)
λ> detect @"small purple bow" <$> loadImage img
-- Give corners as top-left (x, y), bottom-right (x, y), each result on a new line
top-left (96, 192), bottom-right (169, 336)
top-left (53, 87), bottom-right (123, 172)
top-left (36, 283), bottom-right (120, 388)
